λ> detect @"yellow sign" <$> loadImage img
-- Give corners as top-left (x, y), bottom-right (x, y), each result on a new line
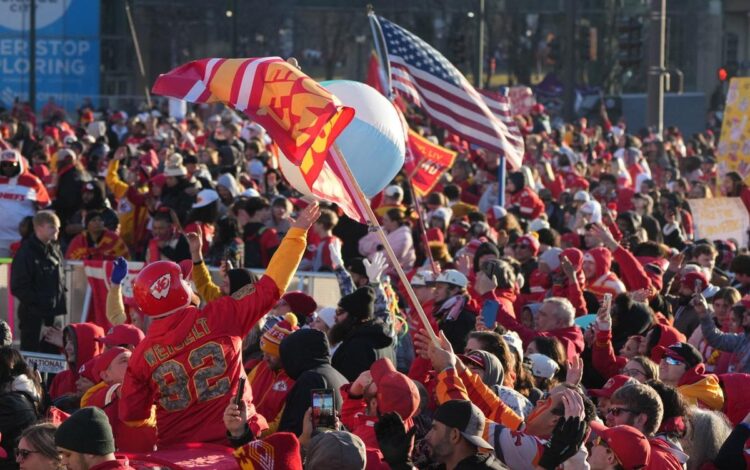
top-left (687, 197), bottom-right (749, 246)
top-left (717, 77), bottom-right (750, 183)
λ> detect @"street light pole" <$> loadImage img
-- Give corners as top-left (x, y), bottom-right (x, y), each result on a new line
top-left (646, 0), bottom-right (666, 136)
top-left (474, 0), bottom-right (484, 88)
top-left (562, 0), bottom-right (577, 121)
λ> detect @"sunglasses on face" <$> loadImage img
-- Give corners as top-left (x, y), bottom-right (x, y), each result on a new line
top-left (607, 407), bottom-right (636, 417)
top-left (15, 448), bottom-right (39, 460)
top-left (663, 356), bottom-right (684, 366)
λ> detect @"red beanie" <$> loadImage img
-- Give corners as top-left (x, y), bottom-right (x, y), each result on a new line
top-left (282, 291), bottom-right (317, 318)
top-left (585, 247), bottom-right (612, 278)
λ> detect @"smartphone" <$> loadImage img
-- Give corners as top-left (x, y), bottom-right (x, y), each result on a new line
top-left (236, 377), bottom-right (246, 406)
top-left (311, 389), bottom-right (336, 429)
top-left (481, 299), bottom-right (500, 329)
top-left (602, 293), bottom-right (612, 313)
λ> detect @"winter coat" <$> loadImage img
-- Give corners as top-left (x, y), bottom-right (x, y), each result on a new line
top-left (278, 329), bottom-right (348, 436)
top-left (10, 234), bottom-right (66, 320)
top-left (331, 319), bottom-right (395, 382)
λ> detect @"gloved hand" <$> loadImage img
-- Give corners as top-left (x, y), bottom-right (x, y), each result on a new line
top-left (111, 257), bottom-right (128, 285)
top-left (374, 412), bottom-right (416, 470)
top-left (537, 416), bottom-right (587, 470)
top-left (364, 251), bottom-right (388, 283)
top-left (329, 239), bottom-right (344, 270)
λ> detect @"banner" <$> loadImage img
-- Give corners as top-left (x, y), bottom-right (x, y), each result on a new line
top-left (687, 197), bottom-right (749, 247)
top-left (407, 130), bottom-right (458, 197)
top-left (0, 0), bottom-right (100, 112)
top-left (20, 351), bottom-right (67, 374)
top-left (717, 78), bottom-right (750, 183)
top-left (152, 58), bottom-right (354, 189)
top-left (83, 260), bottom-right (143, 330)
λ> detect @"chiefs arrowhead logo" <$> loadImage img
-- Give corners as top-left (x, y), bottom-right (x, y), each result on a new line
top-left (150, 273), bottom-right (171, 299)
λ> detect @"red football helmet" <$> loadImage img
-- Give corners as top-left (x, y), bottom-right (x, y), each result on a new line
top-left (133, 260), bottom-right (193, 317)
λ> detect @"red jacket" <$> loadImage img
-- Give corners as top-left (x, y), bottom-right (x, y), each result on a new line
top-left (49, 323), bottom-right (105, 400)
top-left (507, 187), bottom-right (545, 220)
top-left (339, 384), bottom-right (399, 470)
top-left (612, 246), bottom-right (653, 294)
top-left (119, 276), bottom-right (283, 447)
top-left (247, 360), bottom-right (294, 434)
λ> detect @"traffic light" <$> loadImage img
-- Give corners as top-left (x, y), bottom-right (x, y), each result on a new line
top-left (718, 67), bottom-right (728, 82)
top-left (617, 17), bottom-right (643, 69)
top-left (718, 62), bottom-right (739, 82)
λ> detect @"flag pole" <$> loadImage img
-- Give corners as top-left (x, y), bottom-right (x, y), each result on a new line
top-left (332, 144), bottom-right (439, 344)
top-left (405, 178), bottom-right (440, 275)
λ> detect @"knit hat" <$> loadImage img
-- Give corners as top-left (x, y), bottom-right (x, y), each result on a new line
top-left (0, 320), bottom-right (11, 347)
top-left (163, 153), bottom-right (188, 177)
top-left (346, 258), bottom-right (367, 278)
top-left (96, 324), bottom-right (144, 348)
top-left (584, 247), bottom-right (612, 278)
top-left (315, 307), bottom-right (337, 329)
top-left (227, 268), bottom-right (258, 295)
top-left (371, 358), bottom-right (420, 421)
top-left (282, 291), bottom-right (318, 318)
top-left (306, 431), bottom-right (367, 470)
top-left (261, 313), bottom-right (300, 358)
top-left (233, 432), bottom-right (302, 470)
top-left (92, 347), bottom-right (130, 382)
top-left (55, 407), bottom-right (115, 455)
top-left (539, 247), bottom-right (563, 272)
top-left (338, 286), bottom-right (375, 320)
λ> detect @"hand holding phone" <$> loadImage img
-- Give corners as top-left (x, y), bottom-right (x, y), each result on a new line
top-left (481, 300), bottom-right (500, 329)
top-left (311, 389), bottom-right (336, 429)
top-left (236, 377), bottom-right (246, 406)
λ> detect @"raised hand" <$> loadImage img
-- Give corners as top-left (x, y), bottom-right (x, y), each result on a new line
top-left (364, 251), bottom-right (388, 283)
top-left (291, 201), bottom-right (321, 230)
top-left (111, 257), bottom-right (128, 285)
top-left (186, 227), bottom-right (203, 262)
top-left (456, 253), bottom-right (472, 276)
top-left (414, 329), bottom-right (455, 372)
top-left (691, 293), bottom-right (708, 318)
top-left (223, 398), bottom-right (248, 438)
top-left (566, 356), bottom-right (584, 386)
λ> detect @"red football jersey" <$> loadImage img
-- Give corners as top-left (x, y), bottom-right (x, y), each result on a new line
top-left (119, 276), bottom-right (280, 447)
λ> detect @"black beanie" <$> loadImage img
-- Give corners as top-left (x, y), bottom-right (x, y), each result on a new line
top-left (55, 407), bottom-right (115, 455)
top-left (227, 268), bottom-right (258, 294)
top-left (346, 257), bottom-right (368, 278)
top-left (338, 286), bottom-right (375, 321)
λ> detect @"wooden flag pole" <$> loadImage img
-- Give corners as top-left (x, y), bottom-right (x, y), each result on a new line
top-left (332, 144), bottom-right (439, 344)
top-left (406, 178), bottom-right (439, 275)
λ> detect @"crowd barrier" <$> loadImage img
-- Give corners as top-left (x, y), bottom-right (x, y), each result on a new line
top-left (0, 260), bottom-right (342, 343)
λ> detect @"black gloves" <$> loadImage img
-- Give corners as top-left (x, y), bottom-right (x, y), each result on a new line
top-left (538, 417), bottom-right (587, 470)
top-left (374, 412), bottom-right (416, 470)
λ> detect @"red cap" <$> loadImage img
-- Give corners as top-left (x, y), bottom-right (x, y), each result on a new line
top-left (590, 422), bottom-right (651, 469)
top-left (588, 374), bottom-right (635, 398)
top-left (680, 271), bottom-right (708, 292)
top-left (91, 347), bottom-right (130, 382)
top-left (96, 324), bottom-right (145, 348)
top-left (515, 235), bottom-right (540, 256)
top-left (282, 291), bottom-right (318, 318)
top-left (77, 357), bottom-right (99, 383)
top-left (561, 232), bottom-right (581, 249)
top-left (371, 358), bottom-right (419, 421)
top-left (459, 351), bottom-right (487, 370)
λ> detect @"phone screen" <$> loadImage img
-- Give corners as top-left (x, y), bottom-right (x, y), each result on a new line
top-left (311, 389), bottom-right (336, 429)
top-left (481, 299), bottom-right (500, 329)
top-left (236, 377), bottom-right (246, 406)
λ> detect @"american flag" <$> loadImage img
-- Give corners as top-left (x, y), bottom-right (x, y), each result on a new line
top-left (373, 16), bottom-right (524, 169)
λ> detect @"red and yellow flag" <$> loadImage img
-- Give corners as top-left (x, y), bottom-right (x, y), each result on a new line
top-left (406, 129), bottom-right (458, 197)
top-left (152, 57), bottom-right (354, 187)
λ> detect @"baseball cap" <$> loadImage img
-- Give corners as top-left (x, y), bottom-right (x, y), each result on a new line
top-left (435, 269), bottom-right (468, 288)
top-left (91, 347), bottom-right (130, 382)
top-left (515, 235), bottom-right (540, 255)
top-left (433, 400), bottom-right (493, 451)
top-left (459, 351), bottom-right (487, 370)
top-left (193, 189), bottom-right (219, 208)
top-left (680, 271), bottom-right (709, 292)
top-left (573, 190), bottom-right (590, 202)
top-left (370, 358), bottom-right (419, 421)
top-left (590, 421), bottom-right (651, 470)
top-left (431, 207), bottom-right (452, 222)
top-left (411, 270), bottom-right (436, 287)
top-left (525, 353), bottom-right (559, 379)
top-left (588, 375), bottom-right (637, 398)
top-left (653, 342), bottom-right (703, 368)
top-left (384, 185), bottom-right (404, 200)
top-left (96, 324), bottom-right (145, 348)
top-left (0, 149), bottom-right (19, 163)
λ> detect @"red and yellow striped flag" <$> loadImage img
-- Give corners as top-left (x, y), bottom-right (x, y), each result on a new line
top-left (152, 57), bottom-right (354, 188)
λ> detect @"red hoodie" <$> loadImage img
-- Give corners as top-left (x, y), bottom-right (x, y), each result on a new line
top-left (49, 323), bottom-right (105, 400)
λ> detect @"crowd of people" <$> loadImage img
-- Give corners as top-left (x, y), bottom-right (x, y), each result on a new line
top-left (2, 93), bottom-right (750, 470)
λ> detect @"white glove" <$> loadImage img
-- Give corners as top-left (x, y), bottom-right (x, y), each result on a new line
top-left (329, 239), bottom-right (344, 270)
top-left (364, 251), bottom-right (388, 283)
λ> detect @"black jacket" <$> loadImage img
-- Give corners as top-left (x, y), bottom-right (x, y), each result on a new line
top-left (278, 329), bottom-right (348, 436)
top-left (11, 235), bottom-right (66, 319)
top-left (331, 319), bottom-right (395, 382)
top-left (437, 453), bottom-right (509, 470)
top-left (0, 391), bottom-right (38, 470)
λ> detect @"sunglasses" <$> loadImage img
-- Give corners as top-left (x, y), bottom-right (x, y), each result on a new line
top-left (607, 407), bottom-right (637, 417)
top-left (663, 356), bottom-right (684, 366)
top-left (15, 448), bottom-right (39, 460)
top-left (621, 368), bottom-right (646, 378)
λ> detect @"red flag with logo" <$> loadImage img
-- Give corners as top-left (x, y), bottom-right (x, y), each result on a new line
top-left (83, 260), bottom-right (142, 330)
top-left (407, 130), bottom-right (458, 197)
